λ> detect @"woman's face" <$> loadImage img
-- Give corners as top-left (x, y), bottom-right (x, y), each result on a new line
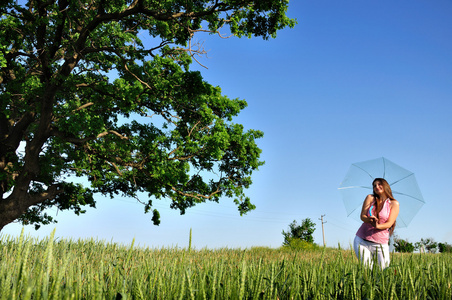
top-left (373, 181), bottom-right (385, 195)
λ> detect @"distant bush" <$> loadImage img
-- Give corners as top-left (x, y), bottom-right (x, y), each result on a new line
top-left (438, 242), bottom-right (452, 253)
top-left (415, 238), bottom-right (438, 253)
top-left (281, 238), bottom-right (320, 251)
top-left (282, 218), bottom-right (316, 245)
top-left (393, 237), bottom-right (414, 253)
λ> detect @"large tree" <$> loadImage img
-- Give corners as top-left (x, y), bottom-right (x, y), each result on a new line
top-left (0, 0), bottom-right (295, 230)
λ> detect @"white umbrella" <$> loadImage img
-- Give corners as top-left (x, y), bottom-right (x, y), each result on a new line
top-left (339, 157), bottom-right (425, 227)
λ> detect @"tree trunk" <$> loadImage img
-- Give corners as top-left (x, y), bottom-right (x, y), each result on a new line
top-left (0, 195), bottom-right (27, 231)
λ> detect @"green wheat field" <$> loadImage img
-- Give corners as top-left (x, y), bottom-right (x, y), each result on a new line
top-left (1, 230), bottom-right (451, 299)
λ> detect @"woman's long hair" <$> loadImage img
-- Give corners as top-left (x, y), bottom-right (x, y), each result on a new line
top-left (372, 178), bottom-right (396, 235)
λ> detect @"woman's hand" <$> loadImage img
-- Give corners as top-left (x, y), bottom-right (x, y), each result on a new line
top-left (369, 216), bottom-right (379, 228)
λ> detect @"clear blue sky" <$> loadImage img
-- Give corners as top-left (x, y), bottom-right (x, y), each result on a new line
top-left (4, 0), bottom-right (452, 249)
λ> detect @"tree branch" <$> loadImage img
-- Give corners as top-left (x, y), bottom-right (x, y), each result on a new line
top-left (123, 62), bottom-right (154, 90)
top-left (170, 185), bottom-right (222, 201)
top-left (73, 102), bottom-right (94, 112)
top-left (51, 128), bottom-right (128, 145)
top-left (108, 161), bottom-right (123, 176)
top-left (48, 0), bottom-right (69, 59)
top-left (96, 130), bottom-right (129, 140)
top-left (29, 183), bottom-right (64, 206)
top-left (5, 111), bottom-right (36, 150)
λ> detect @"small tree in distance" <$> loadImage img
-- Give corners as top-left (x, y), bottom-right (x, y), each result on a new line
top-left (282, 218), bottom-right (316, 246)
top-left (393, 236), bottom-right (414, 253)
top-left (415, 238), bottom-right (438, 253)
top-left (438, 242), bottom-right (452, 253)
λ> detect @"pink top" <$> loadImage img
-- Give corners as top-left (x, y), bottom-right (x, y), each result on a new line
top-left (356, 198), bottom-right (392, 244)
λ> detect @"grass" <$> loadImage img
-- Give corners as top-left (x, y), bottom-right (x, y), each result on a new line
top-left (1, 230), bottom-right (451, 299)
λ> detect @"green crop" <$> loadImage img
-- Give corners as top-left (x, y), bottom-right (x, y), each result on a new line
top-left (1, 230), bottom-right (451, 299)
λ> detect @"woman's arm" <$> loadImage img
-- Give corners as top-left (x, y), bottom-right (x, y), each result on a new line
top-left (360, 194), bottom-right (376, 224)
top-left (373, 200), bottom-right (400, 230)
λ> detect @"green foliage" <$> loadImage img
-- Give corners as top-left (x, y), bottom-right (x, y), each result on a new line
top-left (282, 218), bottom-right (316, 245)
top-left (281, 238), bottom-right (320, 251)
top-left (438, 242), bottom-right (452, 253)
top-left (2, 231), bottom-right (452, 299)
top-left (393, 236), bottom-right (415, 253)
top-left (415, 238), bottom-right (438, 253)
top-left (395, 236), bottom-right (452, 254)
top-left (0, 1), bottom-right (296, 228)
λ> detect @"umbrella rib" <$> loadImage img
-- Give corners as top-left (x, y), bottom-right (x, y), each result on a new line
top-left (389, 172), bottom-right (414, 186)
top-left (352, 163), bottom-right (375, 180)
top-left (347, 206), bottom-right (360, 217)
top-left (392, 191), bottom-right (425, 203)
top-left (338, 185), bottom-right (372, 190)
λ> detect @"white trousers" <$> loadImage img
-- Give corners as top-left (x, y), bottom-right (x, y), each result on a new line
top-left (353, 236), bottom-right (390, 270)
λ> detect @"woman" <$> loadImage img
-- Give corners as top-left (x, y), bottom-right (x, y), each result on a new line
top-left (353, 178), bottom-right (399, 269)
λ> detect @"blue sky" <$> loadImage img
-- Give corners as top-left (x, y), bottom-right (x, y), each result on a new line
top-left (3, 0), bottom-right (452, 249)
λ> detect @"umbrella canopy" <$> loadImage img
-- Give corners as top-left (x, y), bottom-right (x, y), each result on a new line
top-left (338, 157), bottom-right (425, 227)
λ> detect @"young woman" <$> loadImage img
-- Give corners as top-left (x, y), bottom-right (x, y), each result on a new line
top-left (353, 178), bottom-right (400, 269)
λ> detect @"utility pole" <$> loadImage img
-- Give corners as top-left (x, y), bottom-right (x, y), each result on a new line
top-left (319, 215), bottom-right (326, 247)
